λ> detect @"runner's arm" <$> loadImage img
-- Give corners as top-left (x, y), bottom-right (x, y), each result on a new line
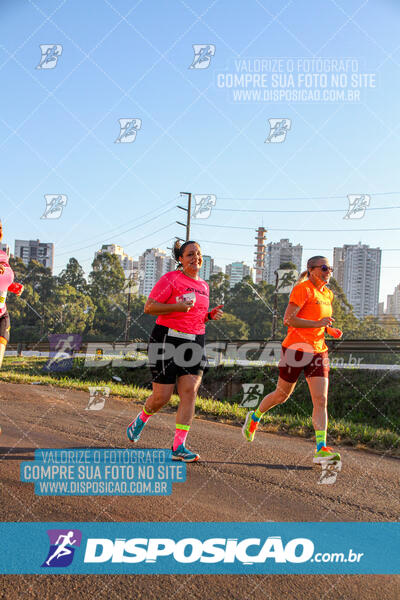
top-left (283, 302), bottom-right (333, 328)
top-left (144, 298), bottom-right (193, 315)
top-left (205, 304), bottom-right (224, 322)
top-left (8, 282), bottom-right (24, 296)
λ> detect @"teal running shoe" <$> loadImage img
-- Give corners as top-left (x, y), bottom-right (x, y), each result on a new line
top-left (242, 411), bottom-right (259, 442)
top-left (127, 414), bottom-right (146, 442)
top-left (171, 444), bottom-right (200, 462)
top-left (313, 446), bottom-right (341, 464)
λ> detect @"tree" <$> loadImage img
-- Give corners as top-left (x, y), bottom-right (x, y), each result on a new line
top-left (279, 261), bottom-right (297, 270)
top-left (88, 253), bottom-right (126, 339)
top-left (88, 253), bottom-right (125, 298)
top-left (45, 284), bottom-right (95, 334)
top-left (22, 260), bottom-right (56, 303)
top-left (7, 258), bottom-right (55, 340)
top-left (327, 278), bottom-right (365, 338)
top-left (224, 278), bottom-right (278, 339)
top-left (208, 272), bottom-right (230, 307)
top-left (58, 258), bottom-right (87, 293)
top-left (206, 312), bottom-right (249, 340)
top-left (5, 281), bottom-right (42, 341)
top-left (126, 295), bottom-right (157, 341)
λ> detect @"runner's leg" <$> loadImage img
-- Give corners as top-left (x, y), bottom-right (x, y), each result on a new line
top-left (127, 382), bottom-right (175, 443)
top-left (0, 337), bottom-right (7, 434)
top-left (242, 377), bottom-right (297, 441)
top-left (175, 374), bottom-right (202, 426)
top-left (0, 339), bottom-right (6, 368)
top-left (307, 376), bottom-right (340, 462)
top-left (306, 376), bottom-right (328, 432)
top-left (171, 374), bottom-right (202, 460)
top-left (258, 377), bottom-right (297, 413)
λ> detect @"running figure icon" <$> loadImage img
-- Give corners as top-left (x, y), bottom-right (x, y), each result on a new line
top-left (45, 531), bottom-right (77, 566)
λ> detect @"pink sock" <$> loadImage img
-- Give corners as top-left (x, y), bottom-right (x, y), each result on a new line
top-left (172, 426), bottom-right (189, 451)
top-left (139, 407), bottom-right (153, 423)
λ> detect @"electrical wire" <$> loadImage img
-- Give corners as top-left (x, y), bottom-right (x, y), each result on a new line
top-left (193, 223), bottom-right (400, 232)
top-left (217, 191), bottom-right (400, 201)
top-left (213, 205), bottom-right (400, 213)
top-left (56, 207), bottom-right (176, 257)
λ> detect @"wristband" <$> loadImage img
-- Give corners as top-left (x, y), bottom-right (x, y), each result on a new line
top-left (207, 312), bottom-right (212, 321)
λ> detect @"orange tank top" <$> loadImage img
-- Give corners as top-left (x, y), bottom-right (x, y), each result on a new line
top-left (282, 279), bottom-right (333, 353)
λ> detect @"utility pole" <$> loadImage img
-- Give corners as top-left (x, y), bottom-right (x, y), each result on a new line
top-left (177, 192), bottom-right (192, 241)
top-left (124, 273), bottom-right (135, 343)
top-left (271, 270), bottom-right (279, 340)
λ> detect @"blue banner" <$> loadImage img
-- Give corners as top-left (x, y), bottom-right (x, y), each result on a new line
top-left (19, 449), bottom-right (185, 496)
top-left (0, 522), bottom-right (398, 574)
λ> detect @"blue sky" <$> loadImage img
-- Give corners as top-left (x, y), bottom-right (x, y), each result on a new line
top-left (1, 0), bottom-right (400, 304)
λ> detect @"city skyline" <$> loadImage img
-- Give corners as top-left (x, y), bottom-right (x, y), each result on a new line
top-left (6, 233), bottom-right (398, 315)
top-left (1, 0), bottom-right (400, 304)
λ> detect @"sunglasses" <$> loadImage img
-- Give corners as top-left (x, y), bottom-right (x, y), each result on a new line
top-left (312, 265), bottom-right (333, 272)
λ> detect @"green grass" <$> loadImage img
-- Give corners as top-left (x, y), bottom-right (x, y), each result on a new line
top-left (1, 356), bottom-right (399, 455)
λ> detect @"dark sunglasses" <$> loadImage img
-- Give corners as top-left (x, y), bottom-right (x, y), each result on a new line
top-left (312, 265), bottom-right (333, 272)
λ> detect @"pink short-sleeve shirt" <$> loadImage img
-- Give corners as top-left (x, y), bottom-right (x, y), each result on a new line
top-left (149, 271), bottom-right (209, 334)
top-left (0, 250), bottom-right (14, 317)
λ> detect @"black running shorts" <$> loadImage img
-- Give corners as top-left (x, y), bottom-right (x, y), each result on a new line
top-left (148, 324), bottom-right (206, 384)
top-left (0, 311), bottom-right (10, 344)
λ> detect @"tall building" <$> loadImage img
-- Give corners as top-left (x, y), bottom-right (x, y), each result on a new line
top-left (333, 243), bottom-right (381, 319)
top-left (254, 227), bottom-right (267, 284)
top-left (199, 255), bottom-right (214, 281)
top-left (95, 244), bottom-right (137, 274)
top-left (138, 248), bottom-right (175, 296)
top-left (386, 284), bottom-right (400, 319)
top-left (0, 243), bottom-right (10, 257)
top-left (333, 247), bottom-right (345, 288)
top-left (14, 239), bottom-right (54, 273)
top-left (264, 239), bottom-right (302, 285)
top-left (212, 265), bottom-right (222, 274)
top-left (225, 261), bottom-right (253, 289)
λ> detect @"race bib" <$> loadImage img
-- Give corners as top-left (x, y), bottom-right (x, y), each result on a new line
top-left (167, 328), bottom-right (196, 341)
top-left (0, 289), bottom-right (7, 309)
top-left (176, 292), bottom-right (196, 305)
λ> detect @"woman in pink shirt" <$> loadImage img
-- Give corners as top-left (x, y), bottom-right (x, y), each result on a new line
top-left (0, 220), bottom-right (24, 434)
top-left (127, 240), bottom-right (223, 462)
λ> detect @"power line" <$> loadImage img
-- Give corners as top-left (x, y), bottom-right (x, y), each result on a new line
top-left (54, 223), bottom-right (176, 272)
top-left (217, 191), bottom-right (400, 201)
top-left (194, 223), bottom-right (400, 232)
top-left (56, 207), bottom-right (176, 257)
top-left (196, 239), bottom-right (400, 251)
top-left (122, 222), bottom-right (176, 249)
top-left (56, 198), bottom-right (178, 251)
top-left (213, 205), bottom-right (400, 214)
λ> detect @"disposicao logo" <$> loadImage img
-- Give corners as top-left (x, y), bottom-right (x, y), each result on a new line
top-left (41, 529), bottom-right (82, 568)
top-left (83, 536), bottom-right (314, 564)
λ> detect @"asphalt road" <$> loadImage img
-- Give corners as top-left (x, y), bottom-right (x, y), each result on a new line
top-left (0, 382), bottom-right (399, 599)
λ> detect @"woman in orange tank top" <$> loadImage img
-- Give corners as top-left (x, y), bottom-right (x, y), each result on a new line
top-left (242, 256), bottom-right (342, 464)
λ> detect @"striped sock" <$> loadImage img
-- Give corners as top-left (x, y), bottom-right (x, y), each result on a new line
top-left (139, 406), bottom-right (154, 423)
top-left (315, 430), bottom-right (327, 451)
top-left (252, 407), bottom-right (264, 422)
top-left (173, 424), bottom-right (190, 451)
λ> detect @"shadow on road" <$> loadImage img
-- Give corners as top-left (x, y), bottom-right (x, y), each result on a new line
top-left (202, 460), bottom-right (312, 470)
top-left (0, 447), bottom-right (37, 460)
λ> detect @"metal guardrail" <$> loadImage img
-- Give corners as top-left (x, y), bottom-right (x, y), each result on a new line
top-left (6, 339), bottom-right (400, 354)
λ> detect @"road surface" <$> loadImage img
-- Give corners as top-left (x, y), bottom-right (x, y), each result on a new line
top-left (0, 382), bottom-right (398, 599)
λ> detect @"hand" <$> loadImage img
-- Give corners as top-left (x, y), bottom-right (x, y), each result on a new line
top-left (16, 284), bottom-right (24, 297)
top-left (0, 264), bottom-right (5, 275)
top-left (176, 300), bottom-right (194, 313)
top-left (326, 326), bottom-right (342, 339)
top-left (209, 304), bottom-right (224, 320)
top-left (318, 317), bottom-right (334, 327)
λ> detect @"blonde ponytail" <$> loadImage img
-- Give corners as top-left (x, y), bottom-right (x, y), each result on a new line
top-left (296, 270), bottom-right (308, 284)
top-left (296, 256), bottom-right (328, 284)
